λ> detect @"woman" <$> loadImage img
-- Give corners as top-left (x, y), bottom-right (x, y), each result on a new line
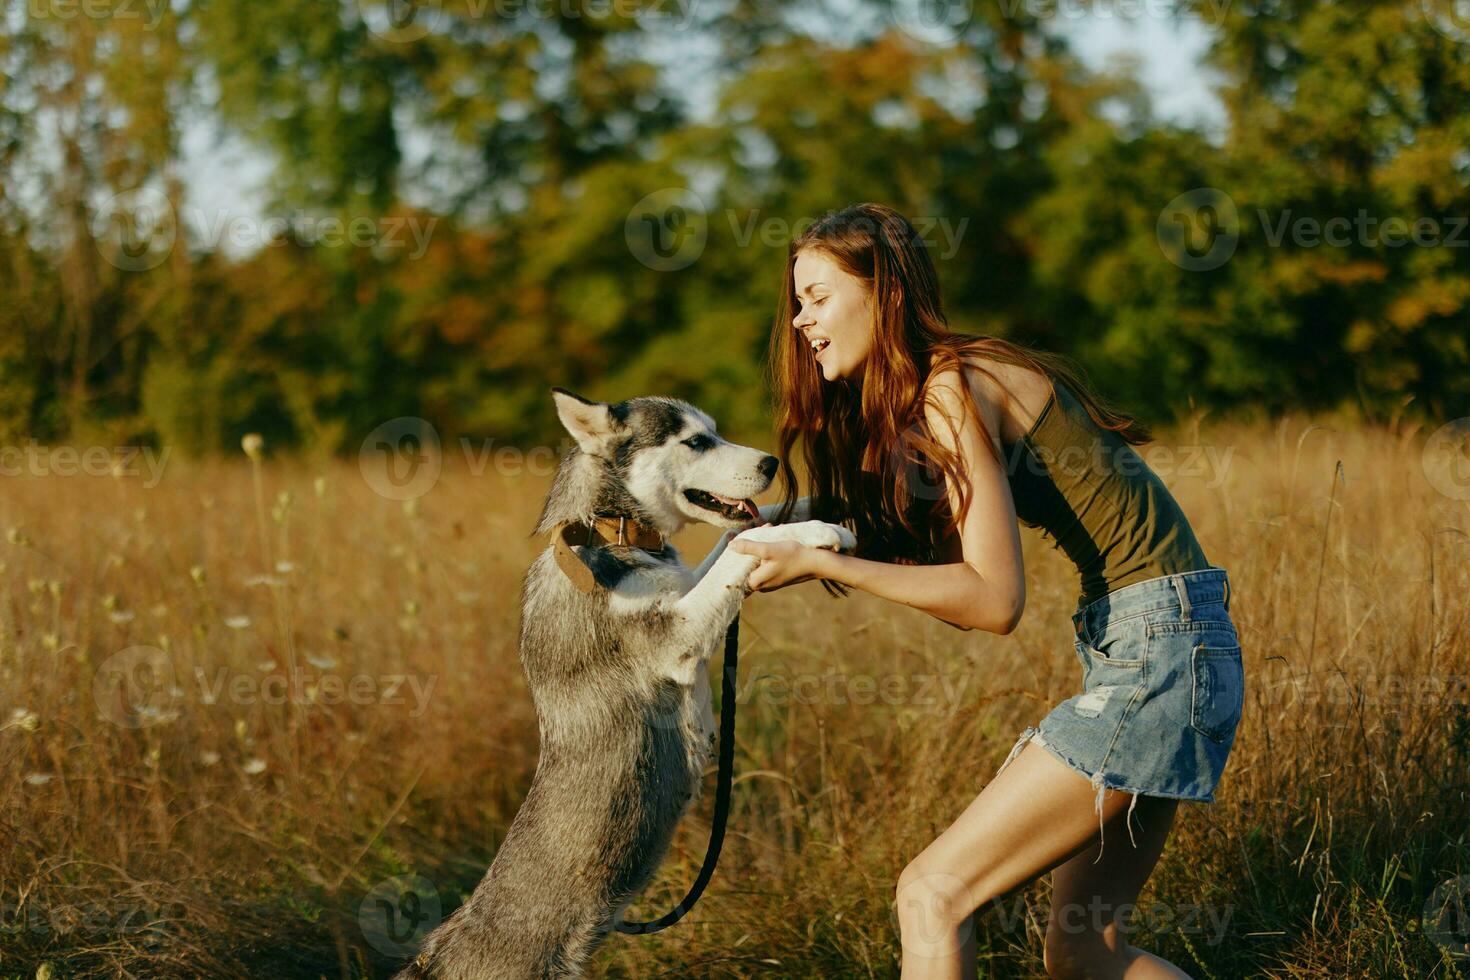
top-left (728, 203), bottom-right (1243, 980)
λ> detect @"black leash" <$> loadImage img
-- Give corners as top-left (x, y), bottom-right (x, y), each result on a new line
top-left (613, 615), bottom-right (740, 934)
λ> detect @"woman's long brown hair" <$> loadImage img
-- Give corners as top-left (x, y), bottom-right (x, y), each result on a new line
top-left (762, 203), bottom-right (1153, 597)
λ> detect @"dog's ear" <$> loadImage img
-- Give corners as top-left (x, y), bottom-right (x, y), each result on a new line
top-left (551, 387), bottom-right (623, 457)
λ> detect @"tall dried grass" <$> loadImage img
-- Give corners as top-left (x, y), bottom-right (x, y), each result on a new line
top-left (1, 413), bottom-right (1467, 978)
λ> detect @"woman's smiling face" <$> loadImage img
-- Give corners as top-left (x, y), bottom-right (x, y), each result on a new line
top-left (791, 248), bottom-right (874, 384)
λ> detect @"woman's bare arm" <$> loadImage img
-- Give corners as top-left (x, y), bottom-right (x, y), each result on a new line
top-left (808, 550), bottom-right (1019, 633)
top-left (807, 367), bottom-right (1027, 634)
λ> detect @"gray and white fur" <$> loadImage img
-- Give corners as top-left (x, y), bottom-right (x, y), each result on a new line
top-left (392, 388), bottom-right (853, 979)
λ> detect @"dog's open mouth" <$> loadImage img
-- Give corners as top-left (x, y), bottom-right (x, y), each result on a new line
top-left (684, 488), bottom-right (760, 522)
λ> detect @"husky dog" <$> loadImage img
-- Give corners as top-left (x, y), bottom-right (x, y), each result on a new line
top-left (393, 387), bottom-right (853, 979)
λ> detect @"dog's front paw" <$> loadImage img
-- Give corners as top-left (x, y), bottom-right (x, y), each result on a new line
top-left (797, 520), bottom-right (856, 553)
top-left (832, 523), bottom-right (858, 553)
top-left (737, 520), bottom-right (855, 553)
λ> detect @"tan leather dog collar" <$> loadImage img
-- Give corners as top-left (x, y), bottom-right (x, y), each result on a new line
top-left (553, 515), bottom-right (667, 594)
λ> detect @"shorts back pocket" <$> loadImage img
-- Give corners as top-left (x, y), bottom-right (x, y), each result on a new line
top-left (1190, 642), bottom-right (1244, 742)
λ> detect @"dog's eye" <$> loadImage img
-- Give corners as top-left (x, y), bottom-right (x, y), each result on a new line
top-left (682, 433), bottom-right (715, 451)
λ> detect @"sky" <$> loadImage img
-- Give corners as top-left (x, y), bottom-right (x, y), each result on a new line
top-left (1058, 12), bottom-right (1227, 135)
top-left (179, 13), bottom-right (1228, 251)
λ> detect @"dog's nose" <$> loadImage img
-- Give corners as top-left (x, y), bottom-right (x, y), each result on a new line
top-left (758, 455), bottom-right (778, 479)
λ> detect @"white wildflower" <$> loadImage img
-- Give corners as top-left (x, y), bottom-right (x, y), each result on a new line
top-left (6, 708), bottom-right (39, 732)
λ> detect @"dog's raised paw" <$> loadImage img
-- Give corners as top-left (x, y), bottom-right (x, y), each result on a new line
top-left (788, 520), bottom-right (855, 553)
top-left (737, 520), bottom-right (855, 552)
top-left (826, 524), bottom-right (857, 553)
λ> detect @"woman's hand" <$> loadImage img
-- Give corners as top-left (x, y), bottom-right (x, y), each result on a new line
top-left (727, 532), bottom-right (821, 592)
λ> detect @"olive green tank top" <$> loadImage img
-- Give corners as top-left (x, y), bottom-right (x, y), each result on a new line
top-left (1002, 380), bottom-right (1211, 607)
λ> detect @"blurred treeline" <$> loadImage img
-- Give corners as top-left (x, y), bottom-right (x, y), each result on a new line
top-left (1, 0), bottom-right (1467, 455)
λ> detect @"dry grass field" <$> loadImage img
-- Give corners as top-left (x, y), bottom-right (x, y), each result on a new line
top-left (2, 411), bottom-right (1469, 978)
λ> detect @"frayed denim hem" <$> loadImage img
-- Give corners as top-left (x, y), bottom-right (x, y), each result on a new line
top-left (995, 724), bottom-right (1212, 862)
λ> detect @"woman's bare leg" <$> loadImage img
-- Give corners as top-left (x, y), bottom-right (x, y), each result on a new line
top-left (894, 740), bottom-right (1191, 979)
top-left (1044, 796), bottom-right (1192, 979)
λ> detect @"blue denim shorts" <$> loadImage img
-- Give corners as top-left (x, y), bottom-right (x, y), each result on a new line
top-left (996, 565), bottom-right (1243, 846)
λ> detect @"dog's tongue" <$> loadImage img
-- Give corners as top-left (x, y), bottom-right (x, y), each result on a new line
top-left (710, 492), bottom-right (761, 521)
